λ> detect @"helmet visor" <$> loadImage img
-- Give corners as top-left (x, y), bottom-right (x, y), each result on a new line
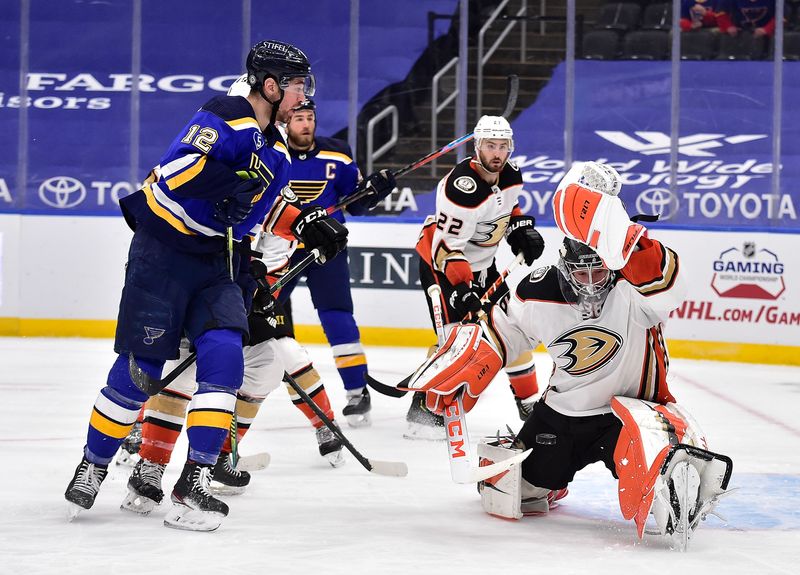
top-left (279, 74), bottom-right (316, 97)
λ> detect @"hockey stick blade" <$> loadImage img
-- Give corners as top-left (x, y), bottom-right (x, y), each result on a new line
top-left (364, 372), bottom-right (412, 398)
top-left (236, 452), bottom-right (271, 472)
top-left (500, 74), bottom-right (519, 119)
top-left (454, 448), bottom-right (532, 485)
top-left (366, 459), bottom-right (409, 477)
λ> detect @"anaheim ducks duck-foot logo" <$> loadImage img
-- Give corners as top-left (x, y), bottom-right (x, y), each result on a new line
top-left (549, 326), bottom-right (622, 376)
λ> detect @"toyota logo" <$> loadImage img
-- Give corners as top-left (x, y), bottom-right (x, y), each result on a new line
top-left (635, 187), bottom-right (679, 220)
top-left (38, 176), bottom-right (87, 208)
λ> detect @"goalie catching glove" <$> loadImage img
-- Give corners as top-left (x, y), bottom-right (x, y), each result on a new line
top-left (406, 323), bottom-right (503, 414)
top-left (291, 205), bottom-right (348, 264)
top-left (552, 162), bottom-right (645, 270)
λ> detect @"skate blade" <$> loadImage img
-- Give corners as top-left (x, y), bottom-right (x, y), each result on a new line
top-left (403, 421), bottom-right (446, 441)
top-left (344, 412), bottom-right (372, 428)
top-left (163, 503), bottom-right (224, 532)
top-left (209, 483), bottom-right (247, 496)
top-left (66, 501), bottom-right (85, 522)
top-left (323, 450), bottom-right (346, 468)
top-left (120, 490), bottom-right (159, 515)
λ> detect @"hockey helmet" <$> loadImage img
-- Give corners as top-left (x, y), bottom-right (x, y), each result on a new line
top-left (473, 115), bottom-right (514, 151)
top-left (246, 40), bottom-right (315, 97)
top-left (557, 238), bottom-right (615, 319)
top-left (291, 98), bottom-right (316, 113)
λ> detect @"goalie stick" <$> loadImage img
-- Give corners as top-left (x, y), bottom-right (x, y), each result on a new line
top-left (283, 371), bottom-right (408, 477)
top-left (330, 75), bottom-right (520, 213)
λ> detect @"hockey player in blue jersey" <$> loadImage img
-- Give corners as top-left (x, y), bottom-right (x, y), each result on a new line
top-left (278, 99), bottom-right (396, 428)
top-left (64, 40), bottom-right (348, 531)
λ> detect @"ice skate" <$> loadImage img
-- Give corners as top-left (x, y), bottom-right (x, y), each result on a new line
top-left (121, 458), bottom-right (166, 515)
top-left (115, 420), bottom-right (142, 467)
top-left (164, 461), bottom-right (228, 532)
top-left (403, 392), bottom-right (445, 441)
top-left (342, 386), bottom-right (372, 428)
top-left (210, 452), bottom-right (251, 495)
top-left (64, 456), bottom-right (108, 521)
top-left (316, 425), bottom-right (345, 468)
top-left (514, 396), bottom-right (535, 421)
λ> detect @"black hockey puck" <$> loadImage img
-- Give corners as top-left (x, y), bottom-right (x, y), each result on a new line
top-left (535, 433), bottom-right (556, 445)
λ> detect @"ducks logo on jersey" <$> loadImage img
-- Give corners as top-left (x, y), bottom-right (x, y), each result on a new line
top-left (550, 326), bottom-right (622, 376)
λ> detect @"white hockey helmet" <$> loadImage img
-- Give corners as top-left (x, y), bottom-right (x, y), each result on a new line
top-left (473, 115), bottom-right (514, 151)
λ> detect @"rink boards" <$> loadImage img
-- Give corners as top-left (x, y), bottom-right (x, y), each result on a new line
top-left (0, 215), bottom-right (797, 364)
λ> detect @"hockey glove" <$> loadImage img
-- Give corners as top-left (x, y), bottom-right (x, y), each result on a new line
top-left (352, 169), bottom-right (397, 213)
top-left (449, 282), bottom-right (482, 319)
top-left (291, 205), bottom-right (349, 264)
top-left (252, 287), bottom-right (277, 319)
top-left (213, 178), bottom-right (264, 225)
top-left (406, 324), bottom-right (503, 414)
top-left (506, 215), bottom-right (544, 266)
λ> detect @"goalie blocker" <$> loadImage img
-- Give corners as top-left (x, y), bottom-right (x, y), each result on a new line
top-left (477, 396), bottom-right (732, 551)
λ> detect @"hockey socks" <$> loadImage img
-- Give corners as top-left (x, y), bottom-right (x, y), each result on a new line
top-left (139, 389), bottom-right (191, 465)
top-left (285, 365), bottom-right (334, 428)
top-left (331, 341), bottom-right (368, 391)
top-left (221, 393), bottom-right (264, 453)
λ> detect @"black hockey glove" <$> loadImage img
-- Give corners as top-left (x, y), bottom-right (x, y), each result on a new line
top-left (213, 178), bottom-right (264, 225)
top-left (449, 282), bottom-right (483, 319)
top-left (351, 169), bottom-right (397, 213)
top-left (506, 215), bottom-right (545, 266)
top-left (252, 287), bottom-right (277, 318)
top-left (291, 205), bottom-right (349, 264)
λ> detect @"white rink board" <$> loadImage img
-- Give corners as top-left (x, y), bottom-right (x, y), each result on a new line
top-left (0, 214), bottom-right (798, 347)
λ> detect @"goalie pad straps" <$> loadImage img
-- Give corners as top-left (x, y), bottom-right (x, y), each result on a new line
top-left (552, 180), bottom-right (645, 271)
top-left (407, 323), bottom-right (503, 414)
top-left (478, 440), bottom-right (523, 520)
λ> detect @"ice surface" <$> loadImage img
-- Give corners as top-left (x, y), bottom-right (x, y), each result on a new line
top-left (1, 337), bottom-right (798, 574)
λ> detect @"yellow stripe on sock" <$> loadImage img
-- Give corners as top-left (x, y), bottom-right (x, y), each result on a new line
top-left (90, 409), bottom-right (134, 439)
top-left (186, 410), bottom-right (232, 430)
top-left (335, 354), bottom-right (367, 369)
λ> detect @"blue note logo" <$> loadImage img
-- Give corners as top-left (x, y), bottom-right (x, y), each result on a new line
top-left (38, 176), bottom-right (86, 208)
top-left (143, 326), bottom-right (166, 345)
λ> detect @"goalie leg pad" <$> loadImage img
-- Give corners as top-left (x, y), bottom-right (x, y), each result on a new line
top-left (405, 323), bottom-right (503, 414)
top-left (478, 440), bottom-right (523, 520)
top-left (611, 396), bottom-right (733, 541)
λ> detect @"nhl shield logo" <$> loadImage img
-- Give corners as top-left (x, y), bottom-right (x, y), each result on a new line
top-left (743, 242), bottom-right (756, 258)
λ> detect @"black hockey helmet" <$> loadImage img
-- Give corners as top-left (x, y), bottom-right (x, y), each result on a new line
top-left (246, 40), bottom-right (315, 97)
top-left (291, 98), bottom-right (316, 113)
top-left (557, 238), bottom-right (615, 319)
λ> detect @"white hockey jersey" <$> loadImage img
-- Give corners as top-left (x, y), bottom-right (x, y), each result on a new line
top-left (416, 157), bottom-right (524, 286)
top-left (488, 236), bottom-right (687, 417)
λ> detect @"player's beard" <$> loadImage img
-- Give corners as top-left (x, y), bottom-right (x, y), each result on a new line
top-left (478, 150), bottom-right (507, 173)
top-left (289, 131), bottom-right (314, 150)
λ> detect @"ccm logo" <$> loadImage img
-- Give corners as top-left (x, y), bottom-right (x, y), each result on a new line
top-left (444, 402), bottom-right (466, 459)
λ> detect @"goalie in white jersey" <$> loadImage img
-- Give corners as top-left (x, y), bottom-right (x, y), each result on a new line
top-left (407, 162), bottom-right (733, 549)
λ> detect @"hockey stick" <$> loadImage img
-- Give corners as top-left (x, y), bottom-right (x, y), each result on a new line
top-left (428, 284), bottom-right (476, 484)
top-left (330, 75), bottom-right (520, 214)
top-left (283, 372), bottom-right (408, 477)
top-left (365, 253), bottom-right (525, 398)
top-left (128, 248), bottom-right (323, 396)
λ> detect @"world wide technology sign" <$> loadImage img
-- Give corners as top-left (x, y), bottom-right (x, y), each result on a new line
top-left (506, 61), bottom-right (799, 232)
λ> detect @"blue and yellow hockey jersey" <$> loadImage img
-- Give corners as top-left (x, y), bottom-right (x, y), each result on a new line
top-left (120, 95), bottom-right (293, 252)
top-left (287, 136), bottom-right (362, 221)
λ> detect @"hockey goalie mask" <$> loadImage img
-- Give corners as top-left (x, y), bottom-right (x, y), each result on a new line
top-left (473, 116), bottom-right (514, 173)
top-left (557, 238), bottom-right (615, 319)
